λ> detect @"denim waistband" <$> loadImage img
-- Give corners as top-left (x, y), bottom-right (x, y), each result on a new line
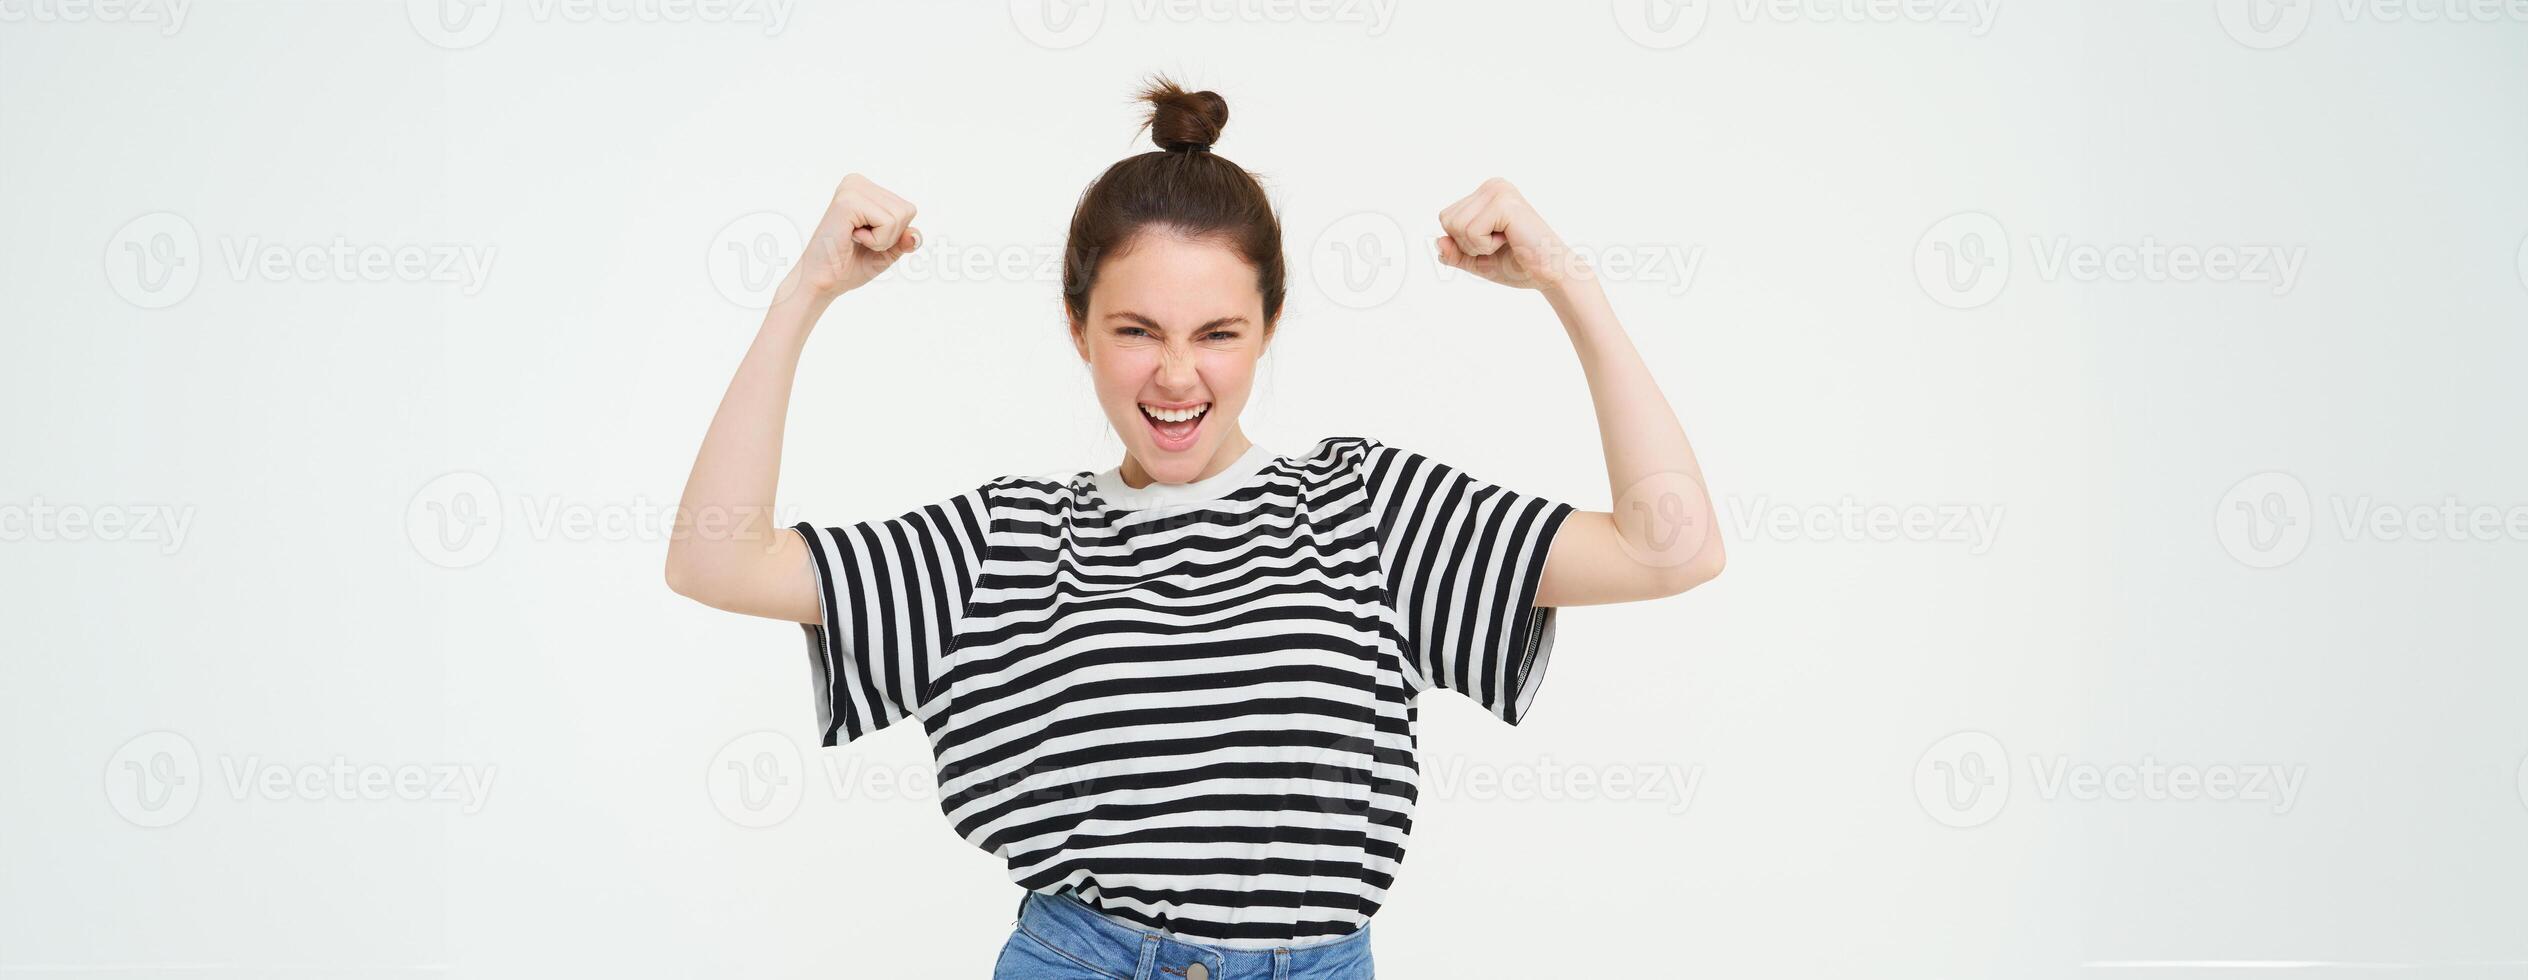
top-left (1009, 887), bottom-right (1374, 980)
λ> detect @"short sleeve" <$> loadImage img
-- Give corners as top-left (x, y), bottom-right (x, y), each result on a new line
top-left (791, 481), bottom-right (997, 748)
top-left (1359, 438), bottom-right (1577, 726)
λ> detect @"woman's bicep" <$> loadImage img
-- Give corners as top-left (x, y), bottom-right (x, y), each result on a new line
top-left (671, 525), bottom-right (823, 624)
top-left (1533, 509), bottom-right (1698, 607)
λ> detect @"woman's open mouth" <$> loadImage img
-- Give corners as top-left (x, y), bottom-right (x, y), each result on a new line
top-left (1139, 401), bottom-right (1208, 452)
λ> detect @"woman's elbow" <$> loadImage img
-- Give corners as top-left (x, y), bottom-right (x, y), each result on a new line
top-left (663, 547), bottom-right (711, 602)
top-left (1660, 540), bottom-right (1725, 596)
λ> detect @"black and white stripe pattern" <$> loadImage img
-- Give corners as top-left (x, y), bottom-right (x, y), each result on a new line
top-left (790, 436), bottom-right (1575, 948)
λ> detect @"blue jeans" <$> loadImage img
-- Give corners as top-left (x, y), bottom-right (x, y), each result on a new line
top-left (992, 888), bottom-right (1376, 979)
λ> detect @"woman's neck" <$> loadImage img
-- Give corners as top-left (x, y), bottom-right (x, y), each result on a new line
top-left (1117, 430), bottom-right (1254, 489)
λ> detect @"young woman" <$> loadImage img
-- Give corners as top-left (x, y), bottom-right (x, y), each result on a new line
top-left (666, 75), bottom-right (1723, 980)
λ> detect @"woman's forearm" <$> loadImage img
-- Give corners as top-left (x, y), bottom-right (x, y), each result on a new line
top-left (664, 271), bottom-right (830, 622)
top-left (1544, 276), bottom-right (1725, 589)
top-left (665, 174), bottom-right (925, 621)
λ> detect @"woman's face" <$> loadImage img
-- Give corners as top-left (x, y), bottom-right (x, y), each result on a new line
top-left (1071, 230), bottom-right (1272, 487)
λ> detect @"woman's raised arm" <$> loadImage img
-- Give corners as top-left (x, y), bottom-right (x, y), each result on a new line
top-left (664, 174), bottom-right (924, 622)
top-left (1432, 177), bottom-right (1725, 607)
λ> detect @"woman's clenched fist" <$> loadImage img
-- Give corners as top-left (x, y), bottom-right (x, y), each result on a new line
top-left (1433, 177), bottom-right (1583, 294)
top-left (783, 173), bottom-right (923, 304)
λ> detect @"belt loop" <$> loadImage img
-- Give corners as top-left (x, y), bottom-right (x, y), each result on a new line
top-left (1134, 933), bottom-right (1159, 980)
top-left (1273, 945), bottom-right (1290, 980)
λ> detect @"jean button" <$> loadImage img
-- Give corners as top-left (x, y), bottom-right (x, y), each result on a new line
top-left (1186, 963), bottom-right (1208, 980)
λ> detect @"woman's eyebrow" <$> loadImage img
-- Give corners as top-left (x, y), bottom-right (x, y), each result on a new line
top-left (1105, 311), bottom-right (1250, 331)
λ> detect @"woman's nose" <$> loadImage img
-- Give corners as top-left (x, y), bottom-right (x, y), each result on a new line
top-left (1154, 346), bottom-right (1199, 387)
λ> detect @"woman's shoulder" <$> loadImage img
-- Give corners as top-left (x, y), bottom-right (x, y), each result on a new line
top-left (976, 467), bottom-right (1083, 501)
top-left (1300, 434), bottom-right (1382, 463)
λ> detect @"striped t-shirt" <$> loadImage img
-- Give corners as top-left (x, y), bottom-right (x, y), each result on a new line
top-left (788, 435), bottom-right (1576, 949)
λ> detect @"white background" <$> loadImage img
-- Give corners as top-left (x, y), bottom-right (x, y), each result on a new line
top-left (5, 1), bottom-right (2526, 977)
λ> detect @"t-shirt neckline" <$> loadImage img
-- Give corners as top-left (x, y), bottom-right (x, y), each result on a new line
top-left (1089, 441), bottom-right (1282, 511)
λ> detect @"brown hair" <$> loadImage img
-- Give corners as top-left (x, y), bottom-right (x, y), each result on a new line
top-left (1062, 74), bottom-right (1287, 336)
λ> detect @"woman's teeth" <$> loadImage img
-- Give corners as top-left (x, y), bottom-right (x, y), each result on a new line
top-left (1141, 402), bottom-right (1207, 449)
